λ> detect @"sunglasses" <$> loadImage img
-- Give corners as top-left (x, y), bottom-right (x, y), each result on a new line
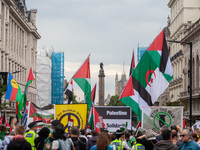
top-left (180, 134), bottom-right (186, 137)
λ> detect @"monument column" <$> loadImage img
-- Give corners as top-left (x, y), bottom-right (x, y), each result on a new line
top-left (98, 62), bottom-right (105, 106)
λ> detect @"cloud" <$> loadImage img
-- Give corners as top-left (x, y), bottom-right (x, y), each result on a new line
top-left (26, 0), bottom-right (170, 101)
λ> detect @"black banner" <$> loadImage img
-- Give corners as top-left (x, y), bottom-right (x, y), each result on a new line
top-left (95, 106), bottom-right (131, 119)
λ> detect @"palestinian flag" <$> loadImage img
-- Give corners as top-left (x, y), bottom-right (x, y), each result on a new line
top-left (94, 107), bottom-right (105, 133)
top-left (72, 56), bottom-right (91, 109)
top-left (2, 110), bottom-right (11, 133)
top-left (28, 103), bottom-right (54, 129)
top-left (64, 80), bottom-right (73, 104)
top-left (18, 68), bottom-right (35, 118)
top-left (119, 29), bottom-right (173, 120)
top-left (91, 84), bottom-right (96, 103)
top-left (88, 84), bottom-right (97, 130)
top-left (136, 121), bottom-right (141, 129)
top-left (129, 49), bottom-right (135, 76)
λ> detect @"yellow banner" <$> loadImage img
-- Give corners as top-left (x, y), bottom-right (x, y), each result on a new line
top-left (55, 104), bottom-right (87, 132)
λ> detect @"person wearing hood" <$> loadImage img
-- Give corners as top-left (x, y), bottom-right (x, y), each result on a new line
top-left (86, 129), bottom-right (98, 150)
top-left (153, 127), bottom-right (178, 150)
top-left (7, 125), bottom-right (31, 150)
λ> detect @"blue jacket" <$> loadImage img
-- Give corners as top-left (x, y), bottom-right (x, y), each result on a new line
top-left (179, 140), bottom-right (200, 150)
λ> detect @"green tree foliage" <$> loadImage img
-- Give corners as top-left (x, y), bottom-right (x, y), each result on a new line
top-left (72, 94), bottom-right (79, 104)
top-left (0, 79), bottom-right (7, 99)
top-left (0, 78), bottom-right (9, 110)
top-left (107, 95), bottom-right (125, 106)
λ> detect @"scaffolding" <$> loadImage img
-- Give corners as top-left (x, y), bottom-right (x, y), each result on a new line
top-left (36, 47), bottom-right (53, 107)
top-left (51, 52), bottom-right (64, 104)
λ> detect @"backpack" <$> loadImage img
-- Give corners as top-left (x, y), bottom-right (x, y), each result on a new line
top-left (58, 138), bottom-right (73, 150)
top-left (73, 139), bottom-right (84, 150)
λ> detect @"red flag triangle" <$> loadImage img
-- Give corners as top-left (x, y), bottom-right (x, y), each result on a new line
top-left (27, 68), bottom-right (35, 82)
top-left (147, 30), bottom-right (164, 51)
top-left (29, 102), bottom-right (37, 117)
top-left (73, 56), bottom-right (90, 79)
top-left (119, 76), bottom-right (134, 99)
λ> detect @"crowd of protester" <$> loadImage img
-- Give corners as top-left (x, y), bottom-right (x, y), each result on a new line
top-left (1, 118), bottom-right (200, 149)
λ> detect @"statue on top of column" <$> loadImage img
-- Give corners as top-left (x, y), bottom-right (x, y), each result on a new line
top-left (100, 62), bottom-right (103, 69)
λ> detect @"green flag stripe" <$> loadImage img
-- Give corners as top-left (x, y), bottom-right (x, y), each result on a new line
top-left (163, 73), bottom-right (173, 82)
top-left (30, 113), bottom-right (54, 119)
top-left (73, 78), bottom-right (92, 108)
top-left (120, 97), bottom-right (142, 121)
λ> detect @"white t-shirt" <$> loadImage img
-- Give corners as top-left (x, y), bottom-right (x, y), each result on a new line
top-left (52, 140), bottom-right (59, 149)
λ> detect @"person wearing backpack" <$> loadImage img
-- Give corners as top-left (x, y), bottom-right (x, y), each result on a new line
top-left (70, 127), bottom-right (86, 150)
top-left (45, 126), bottom-right (72, 150)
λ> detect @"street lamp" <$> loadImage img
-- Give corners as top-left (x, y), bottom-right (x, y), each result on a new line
top-left (168, 40), bottom-right (193, 127)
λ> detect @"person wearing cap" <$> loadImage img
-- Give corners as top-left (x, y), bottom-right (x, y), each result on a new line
top-left (110, 129), bottom-right (132, 150)
top-left (51, 120), bottom-right (60, 129)
top-left (24, 121), bottom-right (38, 150)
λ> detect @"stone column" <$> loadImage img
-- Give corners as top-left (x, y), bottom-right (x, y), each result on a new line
top-left (98, 62), bottom-right (105, 106)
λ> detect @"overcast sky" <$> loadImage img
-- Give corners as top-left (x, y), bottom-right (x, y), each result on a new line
top-left (26, 0), bottom-right (170, 102)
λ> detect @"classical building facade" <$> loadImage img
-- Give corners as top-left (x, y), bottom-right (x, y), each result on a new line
top-left (164, 0), bottom-right (200, 122)
top-left (180, 19), bottom-right (200, 121)
top-left (0, 0), bottom-right (40, 111)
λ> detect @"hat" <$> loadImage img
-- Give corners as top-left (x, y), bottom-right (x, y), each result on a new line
top-left (51, 120), bottom-right (60, 127)
top-left (116, 129), bottom-right (124, 135)
top-left (28, 121), bottom-right (37, 128)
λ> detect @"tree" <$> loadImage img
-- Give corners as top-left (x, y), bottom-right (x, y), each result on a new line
top-left (107, 95), bottom-right (125, 106)
top-left (0, 78), bottom-right (9, 110)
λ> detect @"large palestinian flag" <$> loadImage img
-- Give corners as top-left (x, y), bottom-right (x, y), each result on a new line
top-left (72, 56), bottom-right (92, 110)
top-left (119, 29), bottom-right (173, 120)
top-left (27, 103), bottom-right (54, 129)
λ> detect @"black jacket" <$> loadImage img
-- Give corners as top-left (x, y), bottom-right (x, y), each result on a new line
top-left (136, 137), bottom-right (157, 150)
top-left (71, 137), bottom-right (86, 150)
top-left (34, 136), bottom-right (46, 150)
top-left (7, 136), bottom-right (31, 150)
